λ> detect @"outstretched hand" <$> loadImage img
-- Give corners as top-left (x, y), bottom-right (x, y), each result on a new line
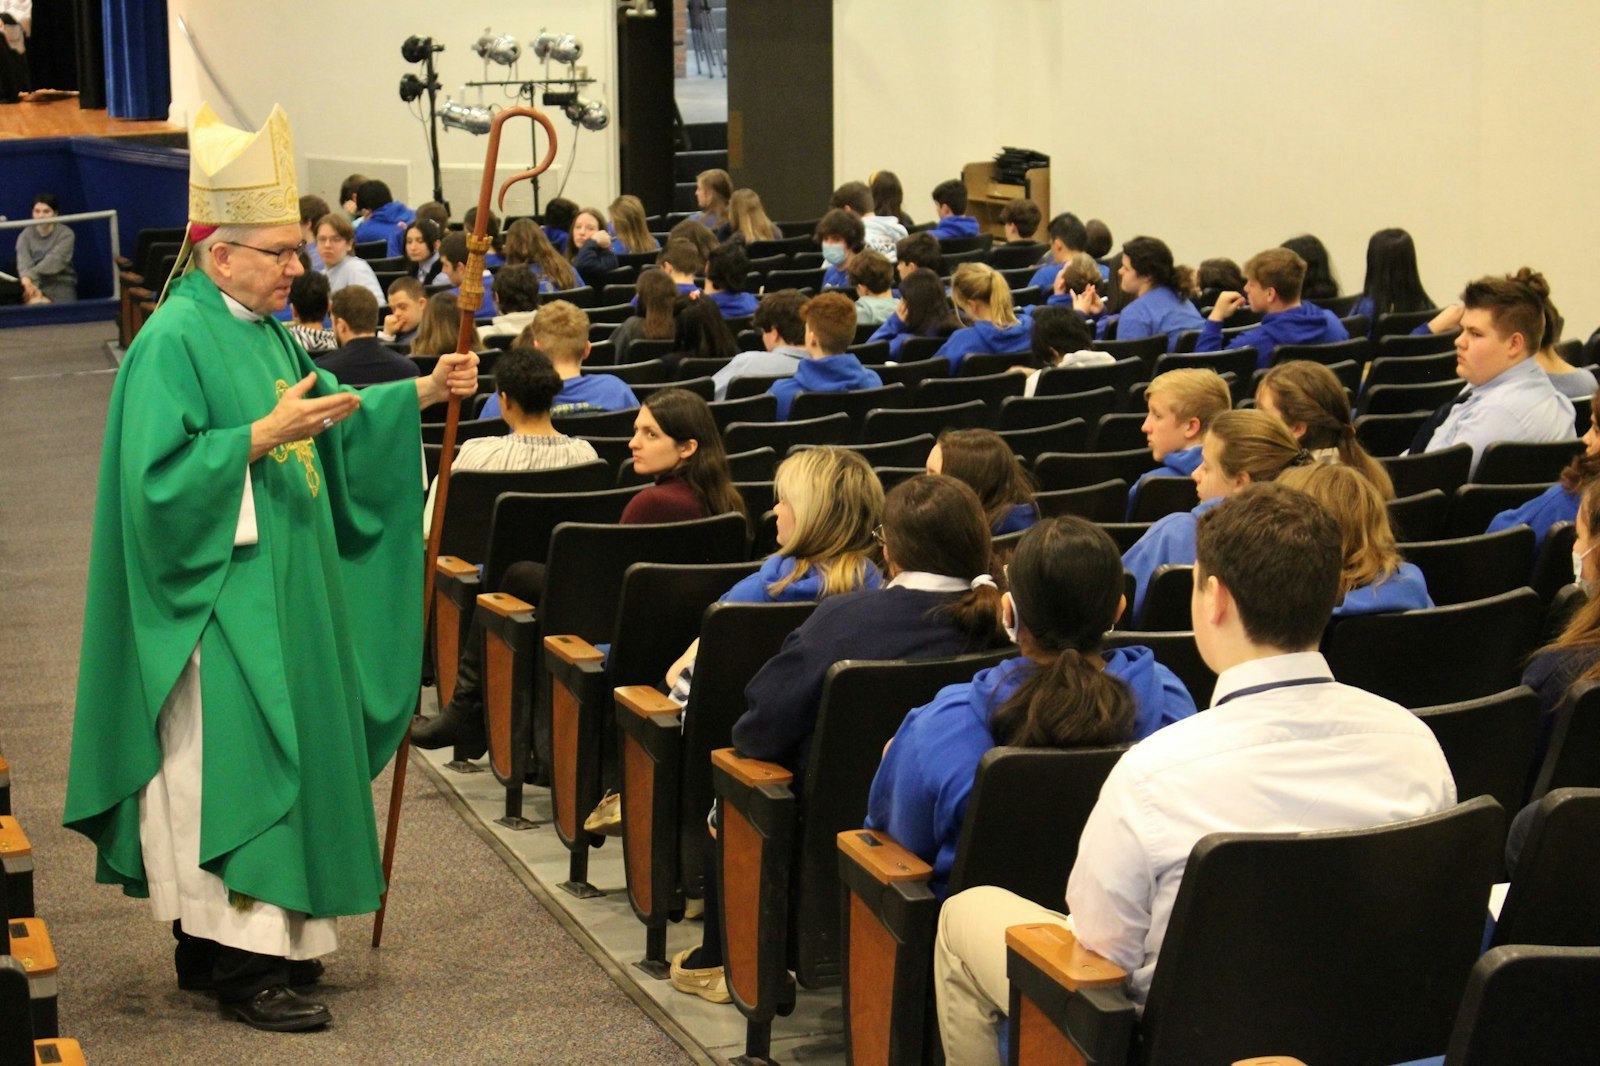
top-left (250, 373), bottom-right (360, 460)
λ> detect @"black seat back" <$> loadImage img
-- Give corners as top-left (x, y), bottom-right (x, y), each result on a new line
top-left (708, 393), bottom-right (779, 430)
top-left (1387, 488), bottom-right (1449, 542)
top-left (1492, 788), bottom-right (1600, 949)
top-left (1128, 476), bottom-right (1198, 523)
top-left (725, 413), bottom-right (852, 453)
top-left (1400, 527), bottom-right (1534, 606)
top-left (1380, 444), bottom-right (1474, 499)
top-left (789, 384), bottom-right (910, 438)
top-left (998, 387), bottom-right (1117, 431)
top-left (604, 562), bottom-right (760, 689)
top-left (436, 462), bottom-right (610, 560)
top-left (1357, 412), bottom-right (1430, 456)
top-left (995, 419), bottom-right (1089, 463)
top-left (915, 371), bottom-right (1026, 416)
top-left (1442, 945), bottom-right (1600, 1065)
top-left (1034, 479), bottom-right (1126, 523)
top-left (1034, 449), bottom-right (1157, 491)
top-left (1413, 687), bottom-right (1542, 820)
top-left (1444, 483), bottom-right (1553, 539)
top-left (861, 400), bottom-right (988, 443)
top-left (1530, 681), bottom-right (1600, 797)
top-left (482, 487), bottom-right (639, 587)
top-left (1474, 439), bottom-right (1584, 485)
top-left (553, 407), bottom-right (640, 437)
top-left (1136, 565), bottom-right (1195, 630)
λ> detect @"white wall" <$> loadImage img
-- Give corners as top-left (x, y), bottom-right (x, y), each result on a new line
top-left (166, 2), bottom-right (619, 218)
top-left (834, 0), bottom-right (1600, 335)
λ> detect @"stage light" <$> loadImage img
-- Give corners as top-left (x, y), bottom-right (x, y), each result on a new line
top-left (440, 100), bottom-right (493, 135)
top-left (472, 28), bottom-right (521, 67)
top-left (399, 74), bottom-right (426, 103)
top-left (564, 99), bottom-right (609, 131)
top-left (531, 30), bottom-right (560, 62)
top-left (550, 34), bottom-right (584, 65)
top-left (401, 35), bottom-right (440, 63)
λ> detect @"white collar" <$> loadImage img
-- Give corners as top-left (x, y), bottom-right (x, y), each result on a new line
top-left (218, 288), bottom-right (264, 323)
top-left (1209, 651), bottom-right (1334, 708)
top-left (886, 571), bottom-right (971, 593)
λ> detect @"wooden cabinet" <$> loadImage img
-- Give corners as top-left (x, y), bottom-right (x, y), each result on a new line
top-left (962, 160), bottom-right (1051, 239)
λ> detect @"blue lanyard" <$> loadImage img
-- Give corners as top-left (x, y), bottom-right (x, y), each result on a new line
top-left (1214, 677), bottom-right (1332, 706)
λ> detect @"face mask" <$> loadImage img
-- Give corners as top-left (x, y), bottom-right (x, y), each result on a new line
top-left (1002, 592), bottom-right (1021, 646)
top-left (1574, 543), bottom-right (1598, 587)
top-left (821, 242), bottom-right (847, 266)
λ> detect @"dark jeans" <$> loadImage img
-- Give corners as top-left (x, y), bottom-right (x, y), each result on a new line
top-left (172, 921), bottom-right (289, 1002)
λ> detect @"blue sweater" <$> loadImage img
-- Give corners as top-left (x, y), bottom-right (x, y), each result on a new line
top-left (1122, 496), bottom-right (1224, 617)
top-left (710, 290), bottom-right (760, 319)
top-left (993, 502), bottom-right (1039, 536)
top-left (481, 374), bottom-right (639, 420)
top-left (865, 650), bottom-right (1197, 898)
top-left (1127, 446), bottom-right (1200, 518)
top-left (571, 239), bottom-right (618, 288)
top-left (354, 201), bottom-right (415, 258)
top-left (768, 353), bottom-right (883, 419)
top-left (1195, 302), bottom-right (1350, 368)
top-left (929, 215), bottom-right (980, 240)
top-left (1487, 483), bottom-right (1579, 554)
top-left (720, 554), bottom-right (884, 605)
top-left (1101, 287), bottom-right (1205, 351)
top-left (933, 319), bottom-right (1033, 373)
top-left (1332, 563), bottom-right (1434, 617)
top-left (822, 263), bottom-right (850, 290)
top-left (1028, 260), bottom-right (1064, 292)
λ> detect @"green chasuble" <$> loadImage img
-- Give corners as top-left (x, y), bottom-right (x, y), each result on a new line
top-left (64, 271), bottom-right (424, 918)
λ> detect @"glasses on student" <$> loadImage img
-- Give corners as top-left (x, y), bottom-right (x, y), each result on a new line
top-left (221, 240), bottom-right (306, 267)
top-left (871, 524), bottom-right (885, 547)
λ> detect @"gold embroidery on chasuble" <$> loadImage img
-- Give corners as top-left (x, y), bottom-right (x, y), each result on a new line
top-left (270, 378), bottom-right (321, 497)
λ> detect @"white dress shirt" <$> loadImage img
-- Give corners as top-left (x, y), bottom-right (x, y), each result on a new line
top-left (1064, 651), bottom-right (1456, 1008)
top-left (1424, 357), bottom-right (1575, 474)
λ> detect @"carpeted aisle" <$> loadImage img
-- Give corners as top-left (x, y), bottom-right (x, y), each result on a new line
top-left (0, 322), bottom-right (696, 1064)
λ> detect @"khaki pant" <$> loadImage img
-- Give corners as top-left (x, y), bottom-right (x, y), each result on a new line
top-left (934, 885), bottom-right (1071, 1066)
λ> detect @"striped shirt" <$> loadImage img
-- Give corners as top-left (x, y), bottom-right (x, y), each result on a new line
top-left (423, 433), bottom-right (600, 534)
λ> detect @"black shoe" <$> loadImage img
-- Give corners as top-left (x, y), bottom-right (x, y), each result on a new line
top-left (289, 959), bottom-right (325, 987)
top-left (409, 699), bottom-right (486, 758)
top-left (177, 971), bottom-right (216, 993)
top-left (220, 985), bottom-right (331, 1032)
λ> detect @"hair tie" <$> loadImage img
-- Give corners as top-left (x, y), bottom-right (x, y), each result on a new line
top-left (1290, 448), bottom-right (1315, 467)
top-left (970, 574), bottom-right (997, 591)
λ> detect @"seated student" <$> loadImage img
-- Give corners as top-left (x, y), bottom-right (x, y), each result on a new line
top-left (611, 267), bottom-right (681, 364)
top-left (1408, 269), bottom-right (1576, 474)
top-left (481, 300), bottom-right (638, 419)
top-left (669, 217), bottom-right (720, 265)
top-left (1008, 305), bottom-right (1114, 398)
top-left (713, 289), bottom-right (808, 399)
top-left (314, 212), bottom-right (384, 302)
top-left (337, 172), bottom-right (367, 220)
top-left (1195, 256), bottom-right (1246, 305)
top-left (1020, 250), bottom-right (1106, 319)
top-left (726, 188), bottom-right (781, 243)
top-left (1197, 247), bottom-right (1349, 367)
top-left (669, 474), bottom-right (1013, 1004)
top-left (933, 484), bottom-right (1456, 1063)
top-left (414, 200), bottom-right (450, 235)
top-left (438, 232), bottom-right (497, 322)
top-left (1533, 297), bottom-right (1599, 400)
top-left (669, 293), bottom-right (740, 371)
top-left (927, 428), bottom-right (1038, 535)
top-left (475, 265), bottom-right (541, 343)
top-left (503, 218), bottom-right (580, 293)
top-left (871, 169), bottom-right (915, 229)
top-left (703, 241), bottom-right (759, 319)
top-left (351, 179), bottom-right (414, 257)
top-left (816, 208), bottom-right (866, 290)
top-left (689, 169), bottom-right (734, 237)
top-left (403, 219), bottom-right (444, 285)
top-left (895, 231), bottom-right (943, 283)
top-left (410, 292), bottom-right (468, 358)
top-left (928, 178), bottom-right (981, 241)
top-left (541, 197), bottom-right (579, 254)
top-left (1350, 227), bottom-right (1433, 336)
top-left (832, 179), bottom-right (907, 261)
top-left (848, 250), bottom-right (899, 325)
top-left (657, 239), bottom-right (705, 299)
top-left (1523, 478), bottom-right (1600, 716)
top-left (379, 275), bottom-right (427, 348)
top-left (1256, 360), bottom-right (1395, 497)
top-left (608, 193), bottom-right (660, 255)
top-left (768, 291), bottom-right (884, 419)
top-left (998, 198), bottom-right (1045, 256)
top-left (421, 346), bottom-right (600, 533)
top-left (1084, 217), bottom-right (1114, 264)
top-left (934, 263), bottom-right (1032, 372)
top-left (1282, 233), bottom-right (1339, 301)
top-left (463, 207), bottom-right (505, 267)
top-left (297, 194), bottom-right (329, 271)
top-left (1277, 462), bottom-right (1432, 616)
top-left (567, 206), bottom-right (619, 289)
top-left (867, 517), bottom-right (1198, 898)
top-left (1028, 212), bottom-right (1100, 291)
top-left (1072, 236), bottom-right (1205, 351)
top-left (1123, 409), bottom-right (1305, 618)
top-left (868, 267), bottom-right (963, 358)
top-left (314, 286), bottom-right (421, 386)
top-left (1488, 388), bottom-right (1600, 551)
top-left (1129, 368), bottom-right (1233, 515)
top-left (286, 269), bottom-right (336, 353)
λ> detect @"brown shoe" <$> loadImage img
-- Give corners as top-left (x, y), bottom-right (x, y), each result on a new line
top-left (669, 948), bottom-right (730, 1004)
top-left (583, 791), bottom-right (623, 837)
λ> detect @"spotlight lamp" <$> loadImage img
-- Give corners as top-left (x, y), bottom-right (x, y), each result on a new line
top-left (440, 99), bottom-right (494, 135)
top-left (565, 99), bottom-right (609, 131)
top-left (550, 34), bottom-right (584, 65)
top-left (472, 28), bottom-right (521, 67)
top-left (399, 74), bottom-right (428, 103)
top-left (531, 30), bottom-right (560, 62)
top-left (401, 35), bottom-right (441, 63)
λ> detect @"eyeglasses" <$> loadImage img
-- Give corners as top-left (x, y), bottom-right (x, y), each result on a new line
top-left (220, 240), bottom-right (306, 267)
top-left (871, 524), bottom-right (885, 547)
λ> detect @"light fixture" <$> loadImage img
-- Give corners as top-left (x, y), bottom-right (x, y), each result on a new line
top-left (440, 99), bottom-right (493, 135)
top-left (531, 30), bottom-right (560, 62)
top-left (550, 34), bottom-right (583, 65)
top-left (564, 99), bottom-right (609, 131)
top-left (401, 35), bottom-right (441, 63)
top-left (399, 74), bottom-right (428, 103)
top-left (621, 0), bottom-right (658, 16)
top-left (472, 28), bottom-right (521, 67)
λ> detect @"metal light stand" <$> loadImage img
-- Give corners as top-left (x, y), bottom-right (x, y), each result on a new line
top-left (422, 48), bottom-right (446, 206)
top-left (463, 73), bottom-right (595, 216)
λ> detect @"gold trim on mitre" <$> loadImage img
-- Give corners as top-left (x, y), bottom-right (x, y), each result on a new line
top-left (187, 102), bottom-right (298, 227)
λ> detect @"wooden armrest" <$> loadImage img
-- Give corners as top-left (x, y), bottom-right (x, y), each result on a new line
top-left (0, 816), bottom-right (28, 859)
top-left (35, 1038), bottom-right (87, 1065)
top-left (1232, 1059), bottom-right (1310, 1066)
top-left (9, 917), bottom-right (58, 977)
top-left (435, 555), bottom-right (478, 579)
top-left (1005, 924), bottom-right (1127, 992)
top-left (617, 685), bottom-right (679, 718)
top-left (475, 591), bottom-right (534, 618)
top-left (544, 634), bottom-right (605, 666)
top-left (711, 746), bottom-right (793, 789)
top-left (837, 828), bottom-right (931, 884)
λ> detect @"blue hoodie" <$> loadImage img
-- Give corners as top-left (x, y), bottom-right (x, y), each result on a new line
top-left (929, 215), bottom-right (981, 240)
top-left (710, 290), bottom-right (760, 319)
top-left (1100, 287), bottom-right (1205, 351)
top-left (481, 373), bottom-right (639, 420)
top-left (720, 553), bottom-right (884, 605)
top-left (354, 200), bottom-right (415, 258)
top-left (1333, 562), bottom-right (1433, 617)
top-left (769, 353), bottom-right (883, 419)
top-left (1127, 446), bottom-right (1200, 518)
top-left (1487, 483), bottom-right (1580, 555)
top-left (1195, 302), bottom-right (1350, 368)
top-left (822, 262), bottom-right (850, 290)
top-left (865, 651), bottom-right (1197, 898)
top-left (933, 319), bottom-right (1034, 373)
top-left (993, 502), bottom-right (1039, 536)
top-left (1123, 496), bottom-right (1224, 618)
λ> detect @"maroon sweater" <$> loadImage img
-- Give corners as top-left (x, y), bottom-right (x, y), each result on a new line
top-left (621, 476), bottom-right (707, 524)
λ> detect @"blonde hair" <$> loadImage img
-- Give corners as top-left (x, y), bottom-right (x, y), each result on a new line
top-left (530, 299), bottom-right (590, 363)
top-left (949, 262), bottom-right (1018, 327)
top-left (1277, 462), bottom-right (1403, 595)
top-left (1207, 409), bottom-right (1306, 482)
top-left (504, 218), bottom-right (578, 291)
top-left (1147, 368), bottom-right (1231, 428)
top-left (728, 188), bottom-right (777, 243)
top-left (769, 447), bottom-right (884, 599)
top-left (609, 195), bottom-right (660, 253)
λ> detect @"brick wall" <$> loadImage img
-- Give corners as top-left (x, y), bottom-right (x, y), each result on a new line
top-left (674, 0), bottom-right (687, 77)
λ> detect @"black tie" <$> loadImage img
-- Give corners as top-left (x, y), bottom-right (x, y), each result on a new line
top-left (1409, 389), bottom-right (1470, 455)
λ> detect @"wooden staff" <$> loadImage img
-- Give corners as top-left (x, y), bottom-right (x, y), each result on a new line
top-left (374, 106), bottom-right (561, 948)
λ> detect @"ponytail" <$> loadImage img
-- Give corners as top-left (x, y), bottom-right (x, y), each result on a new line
top-left (990, 647), bottom-right (1134, 748)
top-left (951, 263), bottom-right (1019, 327)
top-left (943, 576), bottom-right (1007, 649)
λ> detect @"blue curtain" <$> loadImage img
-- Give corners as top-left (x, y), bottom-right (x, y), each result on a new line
top-left (102, 0), bottom-right (168, 120)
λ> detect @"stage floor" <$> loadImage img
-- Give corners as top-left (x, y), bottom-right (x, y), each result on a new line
top-left (0, 94), bottom-right (180, 140)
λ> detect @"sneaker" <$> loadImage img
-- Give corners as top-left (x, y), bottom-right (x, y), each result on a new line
top-left (682, 896), bottom-right (705, 921)
top-left (670, 948), bottom-right (730, 1004)
top-left (583, 791), bottom-right (623, 836)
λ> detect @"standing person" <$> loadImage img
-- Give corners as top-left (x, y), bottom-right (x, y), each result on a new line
top-left (16, 192), bottom-right (76, 303)
top-left (62, 104), bottom-right (479, 1032)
